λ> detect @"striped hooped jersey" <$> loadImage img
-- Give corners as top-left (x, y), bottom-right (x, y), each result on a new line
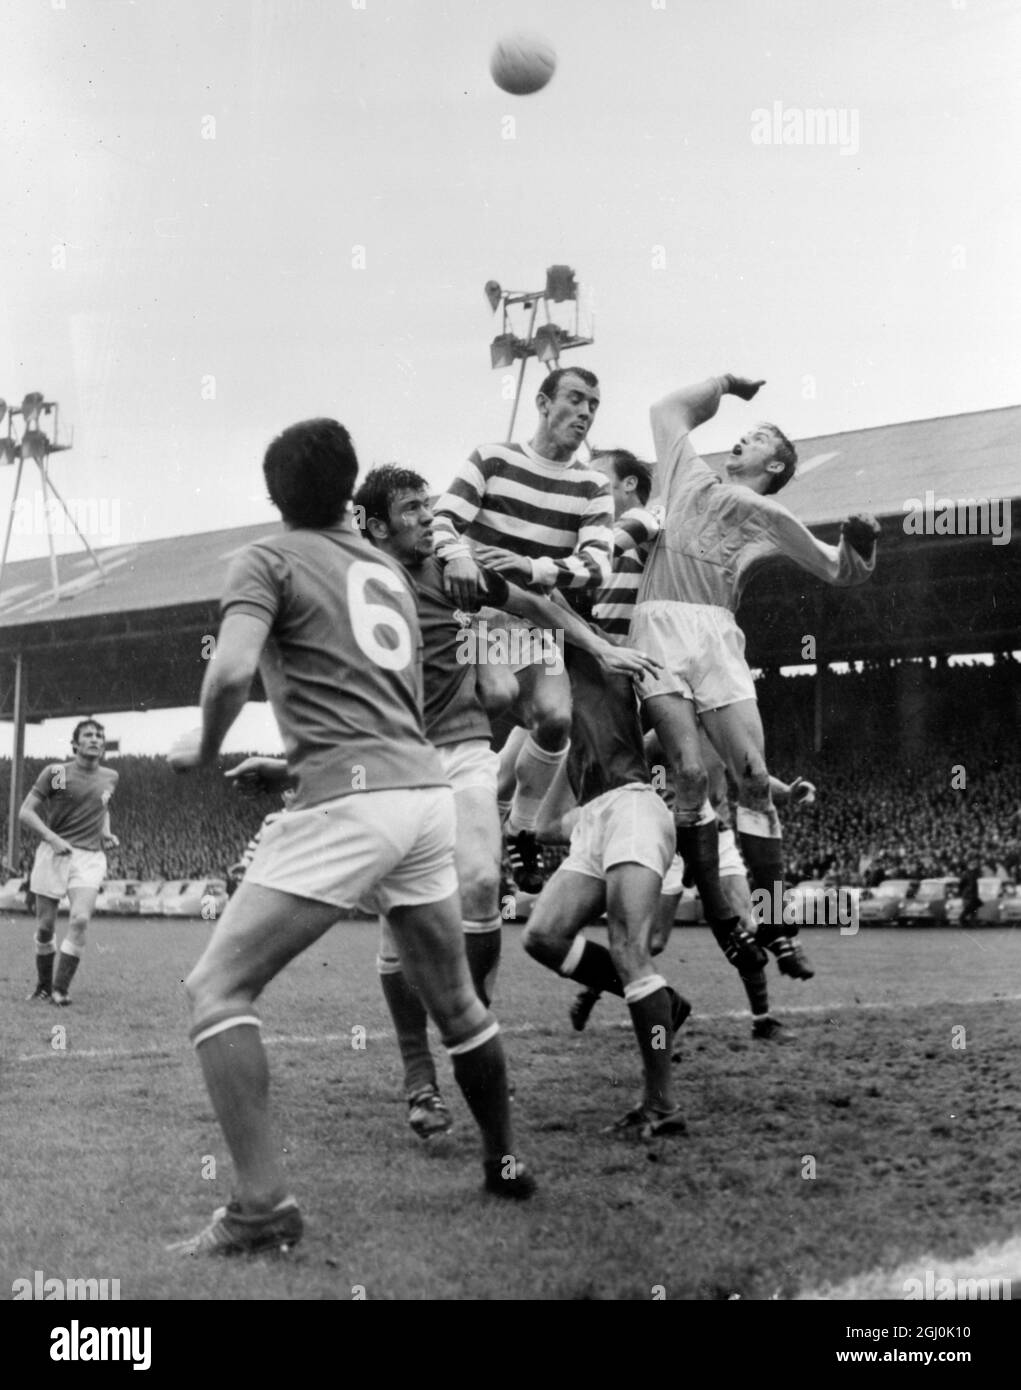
top-left (591, 505), bottom-right (663, 635)
top-left (432, 440), bottom-right (613, 593)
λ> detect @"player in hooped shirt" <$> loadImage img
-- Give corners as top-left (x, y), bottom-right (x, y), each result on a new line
top-left (167, 419), bottom-right (535, 1257)
top-left (21, 718), bottom-right (119, 1006)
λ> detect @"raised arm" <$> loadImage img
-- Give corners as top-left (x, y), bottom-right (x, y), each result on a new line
top-left (651, 374), bottom-right (765, 494)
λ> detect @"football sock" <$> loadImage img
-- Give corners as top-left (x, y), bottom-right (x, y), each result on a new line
top-left (558, 936), bottom-right (625, 996)
top-left (34, 935), bottom-right (55, 990)
top-left (463, 919), bottom-right (502, 1008)
top-left (52, 941), bottom-right (82, 995)
top-left (507, 736), bottom-right (569, 834)
top-left (675, 821), bottom-right (739, 929)
top-left (446, 1023), bottom-right (514, 1164)
top-left (741, 969), bottom-right (770, 1017)
top-left (737, 806), bottom-right (787, 948)
top-left (624, 978), bottom-right (675, 1113)
top-left (377, 959), bottom-right (437, 1099)
top-left (191, 1013), bottom-right (286, 1210)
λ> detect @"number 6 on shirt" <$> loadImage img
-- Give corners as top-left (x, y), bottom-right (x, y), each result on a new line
top-left (347, 560), bottom-right (413, 671)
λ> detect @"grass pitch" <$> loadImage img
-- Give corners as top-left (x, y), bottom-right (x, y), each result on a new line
top-left (1, 916), bottom-right (1019, 1301)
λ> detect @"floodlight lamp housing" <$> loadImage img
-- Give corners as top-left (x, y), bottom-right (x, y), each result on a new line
top-left (490, 333), bottom-right (523, 369)
top-left (545, 265), bottom-right (578, 303)
top-left (534, 323), bottom-right (563, 365)
top-left (484, 280), bottom-right (502, 312)
top-left (21, 392), bottom-right (45, 428)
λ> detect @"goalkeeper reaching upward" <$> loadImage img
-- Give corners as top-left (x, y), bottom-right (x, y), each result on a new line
top-left (632, 373), bottom-right (879, 980)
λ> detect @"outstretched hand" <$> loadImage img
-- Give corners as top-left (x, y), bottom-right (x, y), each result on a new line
top-left (726, 375), bottom-right (766, 402)
top-left (841, 513), bottom-right (881, 560)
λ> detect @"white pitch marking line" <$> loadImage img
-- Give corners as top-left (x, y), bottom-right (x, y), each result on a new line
top-left (10, 992), bottom-right (1021, 1064)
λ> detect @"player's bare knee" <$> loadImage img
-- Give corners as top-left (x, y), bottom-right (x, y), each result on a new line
top-left (459, 868), bottom-right (500, 921)
top-left (521, 918), bottom-right (565, 968)
top-left (674, 766), bottom-right (708, 814)
top-left (740, 769), bottom-right (772, 812)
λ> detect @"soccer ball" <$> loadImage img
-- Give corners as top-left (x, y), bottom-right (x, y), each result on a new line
top-left (489, 33), bottom-right (556, 96)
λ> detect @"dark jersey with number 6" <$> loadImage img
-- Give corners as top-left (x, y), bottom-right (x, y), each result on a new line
top-left (221, 525), bottom-right (446, 810)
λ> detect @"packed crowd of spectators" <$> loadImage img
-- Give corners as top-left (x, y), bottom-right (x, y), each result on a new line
top-left (759, 656), bottom-right (1021, 886)
top-left (0, 659), bottom-right (1017, 892)
top-left (0, 755), bottom-right (279, 884)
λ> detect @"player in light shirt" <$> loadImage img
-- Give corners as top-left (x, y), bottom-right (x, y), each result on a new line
top-left (631, 373), bottom-right (879, 980)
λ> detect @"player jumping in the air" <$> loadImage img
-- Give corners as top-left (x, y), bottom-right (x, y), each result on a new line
top-left (167, 419), bottom-right (536, 1258)
top-left (21, 718), bottom-right (119, 1006)
top-left (631, 373), bottom-right (879, 979)
top-left (432, 368), bottom-right (613, 894)
top-left (356, 463), bottom-right (659, 1140)
top-left (522, 635), bottom-right (691, 1139)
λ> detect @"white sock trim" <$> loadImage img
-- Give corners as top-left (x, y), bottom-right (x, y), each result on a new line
top-left (695, 800), bottom-right (717, 827)
top-left (736, 805), bottom-right (779, 839)
top-left (376, 955), bottom-right (403, 975)
top-left (624, 974), bottom-right (667, 1004)
top-left (192, 1015), bottom-right (262, 1049)
top-left (59, 939), bottom-right (83, 959)
top-left (463, 915), bottom-right (502, 935)
top-left (446, 1020), bottom-right (500, 1056)
top-left (34, 936), bottom-right (56, 954)
top-left (558, 933), bottom-right (586, 977)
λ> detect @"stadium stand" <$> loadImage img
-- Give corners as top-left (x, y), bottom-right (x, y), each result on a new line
top-left (0, 755), bottom-right (280, 883)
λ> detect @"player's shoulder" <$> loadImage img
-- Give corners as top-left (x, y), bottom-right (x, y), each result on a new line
top-left (470, 441), bottom-right (531, 473)
top-left (566, 460), bottom-right (612, 493)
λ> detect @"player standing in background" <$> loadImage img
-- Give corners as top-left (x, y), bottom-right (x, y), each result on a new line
top-left (356, 462), bottom-right (659, 1139)
top-left (167, 418), bottom-right (535, 1258)
top-left (632, 372), bottom-right (879, 980)
top-left (21, 718), bottom-right (119, 1006)
top-left (432, 368), bottom-right (613, 893)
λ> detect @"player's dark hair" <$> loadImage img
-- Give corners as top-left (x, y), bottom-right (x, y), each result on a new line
top-left (538, 366), bottom-right (599, 402)
top-left (353, 464), bottom-right (430, 543)
top-left (593, 448), bottom-right (653, 506)
top-left (72, 718), bottom-right (104, 749)
top-left (762, 424), bottom-right (797, 493)
top-left (263, 419), bottom-right (359, 527)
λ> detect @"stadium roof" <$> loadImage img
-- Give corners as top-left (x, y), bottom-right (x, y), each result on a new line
top-left (704, 402), bottom-right (1021, 525)
top-left (0, 404), bottom-right (1017, 719)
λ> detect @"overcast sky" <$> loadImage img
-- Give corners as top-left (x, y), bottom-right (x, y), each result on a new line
top-left (1, 0), bottom-right (1018, 754)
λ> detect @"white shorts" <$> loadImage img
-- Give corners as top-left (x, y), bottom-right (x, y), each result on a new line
top-left (661, 826), bottom-right (746, 896)
top-left (438, 740), bottom-right (500, 798)
top-left (560, 783), bottom-right (674, 882)
top-left (631, 601), bottom-right (756, 713)
top-left (30, 843), bottom-right (107, 899)
top-left (244, 786), bottom-right (458, 914)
